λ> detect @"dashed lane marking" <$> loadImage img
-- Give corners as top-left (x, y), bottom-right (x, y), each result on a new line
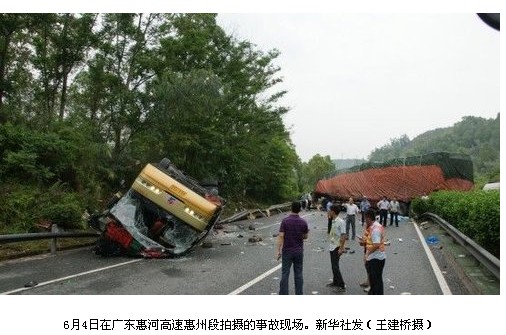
top-left (1, 259), bottom-right (142, 295)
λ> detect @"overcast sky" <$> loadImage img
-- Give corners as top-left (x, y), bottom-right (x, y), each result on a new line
top-left (216, 13), bottom-right (500, 162)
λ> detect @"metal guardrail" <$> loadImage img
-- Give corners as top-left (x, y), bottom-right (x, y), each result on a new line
top-left (0, 203), bottom-right (293, 256)
top-left (266, 202), bottom-right (291, 214)
top-left (218, 203), bottom-right (292, 224)
top-left (0, 224), bottom-right (100, 255)
top-left (419, 212), bottom-right (500, 280)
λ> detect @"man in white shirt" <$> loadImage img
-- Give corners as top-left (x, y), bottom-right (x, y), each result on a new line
top-left (377, 196), bottom-right (390, 227)
top-left (364, 209), bottom-right (386, 295)
top-left (343, 197), bottom-right (359, 240)
top-left (389, 198), bottom-right (400, 227)
top-left (327, 205), bottom-right (347, 292)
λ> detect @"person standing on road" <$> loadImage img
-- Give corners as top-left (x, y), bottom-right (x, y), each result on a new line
top-left (358, 210), bottom-right (374, 292)
top-left (276, 201), bottom-right (309, 295)
top-left (359, 196), bottom-right (371, 226)
top-left (389, 198), bottom-right (400, 227)
top-left (377, 196), bottom-right (390, 227)
top-left (326, 198), bottom-right (334, 234)
top-left (343, 197), bottom-right (359, 240)
top-left (326, 204), bottom-right (347, 292)
top-left (364, 209), bottom-right (386, 295)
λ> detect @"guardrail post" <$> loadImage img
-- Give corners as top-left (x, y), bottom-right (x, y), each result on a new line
top-left (50, 224), bottom-right (58, 255)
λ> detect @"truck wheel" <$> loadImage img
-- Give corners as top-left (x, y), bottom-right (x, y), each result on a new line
top-left (159, 158), bottom-right (171, 170)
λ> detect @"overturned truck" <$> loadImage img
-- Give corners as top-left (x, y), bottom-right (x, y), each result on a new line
top-left (89, 158), bottom-right (225, 258)
top-left (314, 152), bottom-right (474, 214)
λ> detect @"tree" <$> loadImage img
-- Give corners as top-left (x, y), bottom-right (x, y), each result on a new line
top-left (301, 154), bottom-right (336, 192)
top-left (0, 14), bottom-right (34, 122)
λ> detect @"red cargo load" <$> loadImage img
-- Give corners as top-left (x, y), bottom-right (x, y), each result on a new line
top-left (314, 164), bottom-right (474, 203)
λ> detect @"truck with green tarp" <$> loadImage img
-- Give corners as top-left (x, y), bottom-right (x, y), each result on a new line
top-left (314, 152), bottom-right (474, 214)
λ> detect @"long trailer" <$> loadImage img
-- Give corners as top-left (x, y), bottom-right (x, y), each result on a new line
top-left (314, 152), bottom-right (474, 213)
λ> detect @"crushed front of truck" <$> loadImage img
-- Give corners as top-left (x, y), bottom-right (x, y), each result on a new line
top-left (89, 159), bottom-right (225, 258)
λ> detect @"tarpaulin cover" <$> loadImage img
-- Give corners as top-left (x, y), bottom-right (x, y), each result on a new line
top-left (314, 153), bottom-right (474, 203)
top-left (339, 152), bottom-right (474, 182)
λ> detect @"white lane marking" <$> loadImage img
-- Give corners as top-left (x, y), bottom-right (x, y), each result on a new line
top-left (413, 221), bottom-right (452, 295)
top-left (1, 259), bottom-right (142, 295)
top-left (228, 264), bottom-right (282, 295)
top-left (256, 213), bottom-right (313, 231)
top-left (228, 213), bottom-right (314, 295)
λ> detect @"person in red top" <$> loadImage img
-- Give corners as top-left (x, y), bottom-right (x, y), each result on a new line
top-left (276, 201), bottom-right (309, 295)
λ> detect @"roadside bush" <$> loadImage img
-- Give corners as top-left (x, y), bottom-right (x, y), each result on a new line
top-left (412, 190), bottom-right (499, 258)
top-left (37, 182), bottom-right (85, 230)
top-left (411, 197), bottom-right (432, 216)
top-left (0, 185), bottom-right (40, 233)
top-left (0, 182), bottom-right (85, 234)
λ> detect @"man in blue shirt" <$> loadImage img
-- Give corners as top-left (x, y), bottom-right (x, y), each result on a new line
top-left (276, 201), bottom-right (309, 295)
top-left (359, 196), bottom-right (371, 226)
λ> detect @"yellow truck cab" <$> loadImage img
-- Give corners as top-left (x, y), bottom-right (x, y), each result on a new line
top-left (90, 158), bottom-right (225, 257)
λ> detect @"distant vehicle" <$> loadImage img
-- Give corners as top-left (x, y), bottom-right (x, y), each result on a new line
top-left (89, 158), bottom-right (225, 258)
top-left (482, 182), bottom-right (500, 191)
top-left (314, 152), bottom-right (474, 216)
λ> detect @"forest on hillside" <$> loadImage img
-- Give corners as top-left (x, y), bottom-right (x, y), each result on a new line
top-left (368, 115), bottom-right (500, 187)
top-left (0, 14), bottom-right (304, 233)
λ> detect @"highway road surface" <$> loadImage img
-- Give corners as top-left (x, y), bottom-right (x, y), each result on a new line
top-left (0, 210), bottom-right (451, 295)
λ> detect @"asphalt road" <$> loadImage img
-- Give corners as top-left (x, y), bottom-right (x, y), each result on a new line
top-left (0, 211), bottom-right (448, 295)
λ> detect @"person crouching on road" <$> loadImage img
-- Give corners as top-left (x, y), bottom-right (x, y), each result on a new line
top-left (276, 201), bottom-right (309, 295)
top-left (327, 204), bottom-right (347, 292)
top-left (364, 209), bottom-right (386, 295)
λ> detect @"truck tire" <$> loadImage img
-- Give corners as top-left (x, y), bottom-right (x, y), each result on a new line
top-left (159, 158), bottom-right (171, 170)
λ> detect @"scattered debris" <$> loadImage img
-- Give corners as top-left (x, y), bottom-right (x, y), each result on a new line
top-left (220, 242), bottom-right (231, 246)
top-left (237, 234), bottom-right (244, 238)
top-left (389, 285), bottom-right (395, 289)
top-left (384, 240), bottom-right (391, 246)
top-left (311, 291), bottom-right (319, 295)
top-left (201, 242), bottom-right (213, 249)
top-left (398, 238), bottom-right (403, 242)
top-left (348, 250), bottom-right (355, 254)
top-left (24, 280), bottom-right (38, 288)
top-left (223, 226), bottom-right (240, 233)
top-left (426, 235), bottom-right (440, 245)
top-left (248, 235), bottom-right (263, 243)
